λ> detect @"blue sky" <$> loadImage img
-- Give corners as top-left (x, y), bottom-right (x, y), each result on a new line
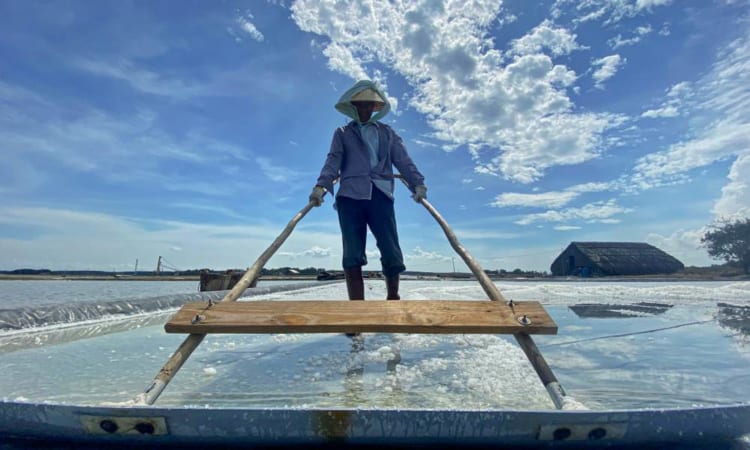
top-left (1, 0), bottom-right (749, 273)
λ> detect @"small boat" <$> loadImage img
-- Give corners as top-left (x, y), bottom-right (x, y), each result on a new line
top-left (2, 400), bottom-right (749, 448)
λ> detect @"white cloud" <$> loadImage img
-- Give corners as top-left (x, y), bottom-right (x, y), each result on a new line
top-left (635, 25), bottom-right (652, 34)
top-left (507, 20), bottom-right (584, 57)
top-left (321, 42), bottom-right (369, 81)
top-left (592, 54), bottom-right (625, 88)
top-left (491, 181), bottom-right (614, 208)
top-left (641, 105), bottom-right (678, 118)
top-left (497, 11), bottom-right (518, 27)
top-left (631, 47), bottom-right (749, 188)
top-left (0, 83), bottom-right (257, 196)
top-left (76, 58), bottom-right (202, 99)
top-left (515, 199), bottom-right (632, 225)
top-left (636, 0), bottom-right (672, 10)
top-left (627, 15), bottom-right (750, 271)
top-left (1, 92), bottom-right (298, 268)
top-left (552, 0), bottom-right (672, 25)
top-left (169, 202), bottom-right (252, 221)
top-left (608, 24), bottom-right (652, 49)
top-left (632, 121), bottom-right (750, 190)
top-left (0, 206), bottom-right (341, 270)
top-left (712, 153), bottom-right (750, 220)
top-left (75, 56), bottom-right (306, 102)
top-left (646, 228), bottom-right (713, 267)
top-left (554, 225), bottom-right (582, 231)
top-left (568, 181), bottom-right (616, 193)
top-left (470, 108), bottom-right (616, 183)
top-left (667, 81), bottom-right (692, 99)
top-left (290, 0), bottom-right (622, 183)
top-left (237, 14), bottom-right (265, 42)
top-left (641, 81), bottom-right (693, 118)
top-left (413, 138), bottom-right (441, 149)
top-left (405, 246), bottom-right (452, 262)
top-left (256, 157), bottom-right (298, 182)
top-left (626, 28), bottom-right (750, 267)
top-left (492, 191), bottom-right (579, 209)
top-left (451, 229), bottom-right (521, 240)
top-left (279, 246), bottom-right (332, 258)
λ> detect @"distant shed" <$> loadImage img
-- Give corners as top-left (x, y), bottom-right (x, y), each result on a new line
top-left (550, 242), bottom-right (684, 277)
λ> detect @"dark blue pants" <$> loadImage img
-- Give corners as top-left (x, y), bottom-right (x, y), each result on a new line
top-left (336, 188), bottom-right (406, 277)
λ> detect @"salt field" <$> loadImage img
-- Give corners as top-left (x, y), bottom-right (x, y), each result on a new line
top-left (1, 279), bottom-right (748, 413)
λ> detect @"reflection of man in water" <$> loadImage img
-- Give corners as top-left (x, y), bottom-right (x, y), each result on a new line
top-left (344, 338), bottom-right (401, 407)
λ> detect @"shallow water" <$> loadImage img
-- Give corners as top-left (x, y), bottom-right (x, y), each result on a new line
top-left (0, 279), bottom-right (198, 308)
top-left (0, 280), bottom-right (748, 412)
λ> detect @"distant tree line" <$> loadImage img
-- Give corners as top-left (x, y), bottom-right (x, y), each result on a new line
top-left (0, 267), bottom-right (327, 277)
top-left (5, 217), bottom-right (747, 278)
top-left (1, 266), bottom-right (551, 278)
top-left (484, 268), bottom-right (550, 278)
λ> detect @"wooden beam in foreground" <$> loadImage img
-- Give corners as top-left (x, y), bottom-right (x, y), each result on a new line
top-left (164, 300), bottom-right (557, 335)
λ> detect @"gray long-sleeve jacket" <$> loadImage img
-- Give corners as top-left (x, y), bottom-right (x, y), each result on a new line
top-left (316, 122), bottom-right (425, 200)
top-left (315, 80), bottom-right (424, 200)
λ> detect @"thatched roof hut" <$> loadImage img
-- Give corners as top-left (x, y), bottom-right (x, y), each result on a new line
top-left (550, 242), bottom-right (684, 277)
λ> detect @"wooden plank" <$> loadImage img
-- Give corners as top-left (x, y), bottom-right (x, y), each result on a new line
top-left (164, 300), bottom-right (557, 335)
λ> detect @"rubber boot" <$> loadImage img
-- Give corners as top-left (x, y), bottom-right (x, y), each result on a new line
top-left (344, 267), bottom-right (364, 338)
top-left (344, 267), bottom-right (365, 300)
top-left (385, 275), bottom-right (400, 300)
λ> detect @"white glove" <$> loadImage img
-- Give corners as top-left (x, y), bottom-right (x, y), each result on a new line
top-left (309, 185), bottom-right (326, 206)
top-left (412, 185), bottom-right (427, 202)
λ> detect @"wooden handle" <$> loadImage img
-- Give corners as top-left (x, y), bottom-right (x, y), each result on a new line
top-left (417, 197), bottom-right (507, 302)
top-left (397, 177), bottom-right (568, 409)
top-left (136, 201), bottom-right (316, 405)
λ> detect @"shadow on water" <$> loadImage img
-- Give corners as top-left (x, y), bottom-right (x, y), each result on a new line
top-left (717, 303), bottom-right (750, 337)
top-left (568, 302), bottom-right (673, 318)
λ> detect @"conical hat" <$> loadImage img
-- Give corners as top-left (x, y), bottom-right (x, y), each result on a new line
top-left (351, 88), bottom-right (385, 105)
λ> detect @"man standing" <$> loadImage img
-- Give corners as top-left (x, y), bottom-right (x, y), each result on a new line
top-left (310, 80), bottom-right (427, 301)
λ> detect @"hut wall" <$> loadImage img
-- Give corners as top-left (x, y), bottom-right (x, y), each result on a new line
top-left (550, 245), bottom-right (597, 276)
